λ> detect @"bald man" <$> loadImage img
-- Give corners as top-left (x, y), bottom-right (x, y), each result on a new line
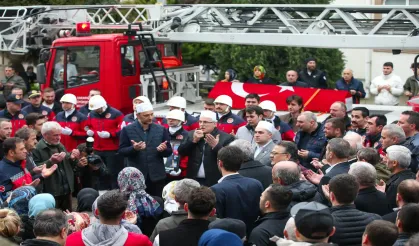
top-left (335, 68), bottom-right (366, 104)
top-left (280, 70), bottom-right (308, 88)
top-left (271, 161), bottom-right (317, 206)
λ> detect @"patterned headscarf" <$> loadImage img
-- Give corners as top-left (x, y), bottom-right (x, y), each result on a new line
top-left (117, 167), bottom-right (162, 218)
top-left (67, 212), bottom-right (91, 235)
top-left (8, 186), bottom-right (37, 216)
top-left (253, 65), bottom-right (266, 80)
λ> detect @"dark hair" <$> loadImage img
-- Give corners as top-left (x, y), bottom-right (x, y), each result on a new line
top-left (77, 143), bottom-right (87, 154)
top-left (27, 66), bottom-right (34, 70)
top-left (15, 127), bottom-right (36, 141)
top-left (383, 62), bottom-right (394, 68)
top-left (89, 88), bottom-right (101, 94)
top-left (33, 209), bottom-right (68, 237)
top-left (42, 87), bottom-right (55, 93)
top-left (245, 105), bottom-right (263, 116)
top-left (325, 117), bottom-right (345, 136)
top-left (364, 220), bottom-right (398, 246)
top-left (352, 107), bottom-right (369, 118)
top-left (398, 204), bottom-right (419, 234)
top-left (97, 190), bottom-right (128, 220)
top-left (187, 187), bottom-right (216, 218)
top-left (406, 233), bottom-right (419, 246)
top-left (3, 137), bottom-right (24, 155)
top-left (25, 113), bottom-right (45, 126)
top-left (329, 174), bottom-right (359, 204)
top-left (357, 148), bottom-right (380, 166)
top-left (218, 146), bottom-right (245, 172)
top-left (369, 115), bottom-right (387, 127)
top-left (286, 95), bottom-right (303, 107)
top-left (245, 93), bottom-right (260, 102)
top-left (204, 98), bottom-right (215, 106)
top-left (398, 180), bottom-right (419, 204)
top-left (266, 184), bottom-right (293, 210)
top-left (327, 138), bottom-right (351, 159)
top-left (278, 141), bottom-right (299, 162)
top-left (402, 111), bottom-right (419, 131)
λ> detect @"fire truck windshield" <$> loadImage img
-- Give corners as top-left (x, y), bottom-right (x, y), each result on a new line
top-left (52, 46), bottom-right (100, 90)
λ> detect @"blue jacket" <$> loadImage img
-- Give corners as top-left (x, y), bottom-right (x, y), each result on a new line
top-left (22, 104), bottom-right (55, 121)
top-left (295, 124), bottom-right (327, 170)
top-left (119, 121), bottom-right (172, 182)
top-left (211, 174), bottom-right (263, 235)
top-left (335, 77), bottom-right (366, 104)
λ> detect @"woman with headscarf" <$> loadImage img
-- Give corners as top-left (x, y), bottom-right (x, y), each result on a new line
top-left (118, 167), bottom-right (163, 236)
top-left (247, 65), bottom-right (275, 84)
top-left (91, 195), bottom-right (142, 234)
top-left (76, 188), bottom-right (99, 219)
top-left (66, 212), bottom-right (91, 235)
top-left (7, 186), bottom-right (37, 241)
top-left (198, 229), bottom-right (243, 246)
top-left (221, 69), bottom-right (239, 82)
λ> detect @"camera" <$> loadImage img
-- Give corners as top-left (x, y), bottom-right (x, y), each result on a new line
top-left (85, 137), bottom-right (104, 167)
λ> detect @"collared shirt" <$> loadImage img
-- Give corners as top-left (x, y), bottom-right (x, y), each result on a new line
top-left (325, 161), bottom-right (347, 174)
top-left (254, 140), bottom-right (272, 158)
top-left (42, 102), bottom-right (54, 109)
top-left (218, 173), bottom-right (239, 183)
top-left (197, 144), bottom-right (206, 178)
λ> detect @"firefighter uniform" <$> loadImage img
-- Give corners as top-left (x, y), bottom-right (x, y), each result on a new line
top-left (214, 95), bottom-right (246, 134)
top-left (166, 96), bottom-right (199, 131)
top-left (259, 100), bottom-right (295, 141)
top-left (0, 94), bottom-right (27, 136)
top-left (55, 94), bottom-right (88, 152)
top-left (86, 95), bottom-right (124, 189)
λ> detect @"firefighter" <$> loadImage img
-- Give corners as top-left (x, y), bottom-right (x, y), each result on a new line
top-left (121, 96), bottom-right (151, 128)
top-left (0, 94), bottom-right (27, 136)
top-left (22, 90), bottom-right (55, 121)
top-left (55, 94), bottom-right (88, 151)
top-left (166, 96), bottom-right (199, 131)
top-left (165, 109), bottom-right (189, 179)
top-left (214, 95), bottom-right (246, 134)
top-left (79, 89), bottom-right (101, 116)
top-left (259, 100), bottom-right (295, 141)
top-left (85, 95), bottom-right (124, 190)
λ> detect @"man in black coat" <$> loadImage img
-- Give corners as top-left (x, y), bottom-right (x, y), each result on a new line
top-left (119, 103), bottom-right (172, 197)
top-left (156, 187), bottom-right (216, 246)
top-left (349, 162), bottom-right (391, 216)
top-left (231, 139), bottom-right (272, 189)
top-left (325, 174), bottom-right (381, 246)
top-left (178, 110), bottom-right (235, 186)
top-left (376, 145), bottom-right (416, 209)
top-left (298, 58), bottom-right (327, 88)
top-left (248, 184), bottom-right (292, 246)
top-left (383, 179), bottom-right (419, 223)
top-left (280, 70), bottom-right (308, 87)
top-left (210, 145), bottom-right (264, 235)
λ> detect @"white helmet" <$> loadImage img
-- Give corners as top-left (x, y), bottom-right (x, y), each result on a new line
top-left (167, 96), bottom-right (186, 109)
top-left (89, 95), bottom-right (107, 110)
top-left (60, 94), bottom-right (77, 105)
top-left (259, 100), bottom-right (276, 112)
top-left (214, 95), bottom-right (232, 107)
top-left (166, 109), bottom-right (185, 122)
top-left (133, 96), bottom-right (150, 105)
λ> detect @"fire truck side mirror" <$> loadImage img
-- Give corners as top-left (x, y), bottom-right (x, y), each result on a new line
top-left (39, 49), bottom-right (51, 63)
top-left (36, 64), bottom-right (46, 85)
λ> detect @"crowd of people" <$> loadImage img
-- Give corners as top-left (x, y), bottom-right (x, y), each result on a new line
top-left (0, 60), bottom-right (419, 246)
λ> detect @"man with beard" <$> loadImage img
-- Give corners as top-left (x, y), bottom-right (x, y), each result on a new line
top-left (42, 88), bottom-right (62, 115)
top-left (22, 90), bottom-right (55, 121)
top-left (351, 107), bottom-right (369, 136)
top-left (364, 114), bottom-right (387, 153)
top-left (298, 58), bottom-right (327, 89)
top-left (0, 118), bottom-right (12, 159)
top-left (322, 101), bottom-right (351, 131)
top-left (213, 95), bottom-right (246, 134)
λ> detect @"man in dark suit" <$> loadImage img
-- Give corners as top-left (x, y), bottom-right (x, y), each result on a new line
top-left (231, 139), bottom-right (272, 189)
top-left (211, 145), bottom-right (264, 235)
top-left (178, 110), bottom-right (235, 186)
top-left (349, 161), bottom-right (391, 215)
top-left (383, 179), bottom-right (419, 223)
top-left (119, 103), bottom-right (172, 197)
top-left (305, 138), bottom-right (352, 204)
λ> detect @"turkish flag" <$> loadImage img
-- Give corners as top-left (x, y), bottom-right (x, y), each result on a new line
top-left (208, 82), bottom-right (352, 112)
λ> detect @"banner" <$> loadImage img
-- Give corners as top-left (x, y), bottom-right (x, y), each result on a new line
top-left (208, 82), bottom-right (352, 112)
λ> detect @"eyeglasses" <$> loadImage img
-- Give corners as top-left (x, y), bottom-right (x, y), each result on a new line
top-left (199, 121), bottom-right (213, 125)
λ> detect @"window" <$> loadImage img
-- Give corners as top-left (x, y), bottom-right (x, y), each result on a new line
top-left (121, 46), bottom-right (135, 76)
top-left (139, 48), bottom-right (159, 69)
top-left (52, 46), bottom-right (100, 89)
top-left (164, 43), bottom-right (179, 57)
top-left (384, 0), bottom-right (419, 5)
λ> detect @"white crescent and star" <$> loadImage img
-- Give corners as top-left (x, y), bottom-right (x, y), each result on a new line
top-left (231, 82), bottom-right (294, 98)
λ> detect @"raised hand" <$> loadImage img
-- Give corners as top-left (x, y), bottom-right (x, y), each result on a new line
top-left (42, 164), bottom-right (58, 178)
top-left (157, 141), bottom-right (168, 152)
top-left (131, 140), bottom-right (146, 151)
top-left (205, 134), bottom-right (219, 148)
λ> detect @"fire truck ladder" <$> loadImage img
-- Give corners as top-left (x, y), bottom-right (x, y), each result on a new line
top-left (126, 23), bottom-right (172, 95)
top-left (1, 4), bottom-right (419, 54)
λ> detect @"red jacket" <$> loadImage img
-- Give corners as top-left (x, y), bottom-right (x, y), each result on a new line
top-left (0, 109), bottom-right (27, 137)
top-left (0, 158), bottom-right (33, 200)
top-left (183, 112), bottom-right (199, 131)
top-left (55, 110), bottom-right (88, 151)
top-left (271, 115), bottom-right (296, 141)
top-left (86, 106), bottom-right (124, 151)
top-left (66, 231), bottom-right (152, 246)
top-left (216, 111), bottom-right (246, 134)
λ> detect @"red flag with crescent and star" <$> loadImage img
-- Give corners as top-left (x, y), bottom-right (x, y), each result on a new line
top-left (208, 82), bottom-right (352, 112)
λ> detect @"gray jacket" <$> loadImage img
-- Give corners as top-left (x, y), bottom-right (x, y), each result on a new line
top-left (1, 75), bottom-right (27, 97)
top-left (254, 141), bottom-right (276, 166)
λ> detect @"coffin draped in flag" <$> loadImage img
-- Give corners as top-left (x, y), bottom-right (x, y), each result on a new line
top-left (209, 82), bottom-right (352, 112)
